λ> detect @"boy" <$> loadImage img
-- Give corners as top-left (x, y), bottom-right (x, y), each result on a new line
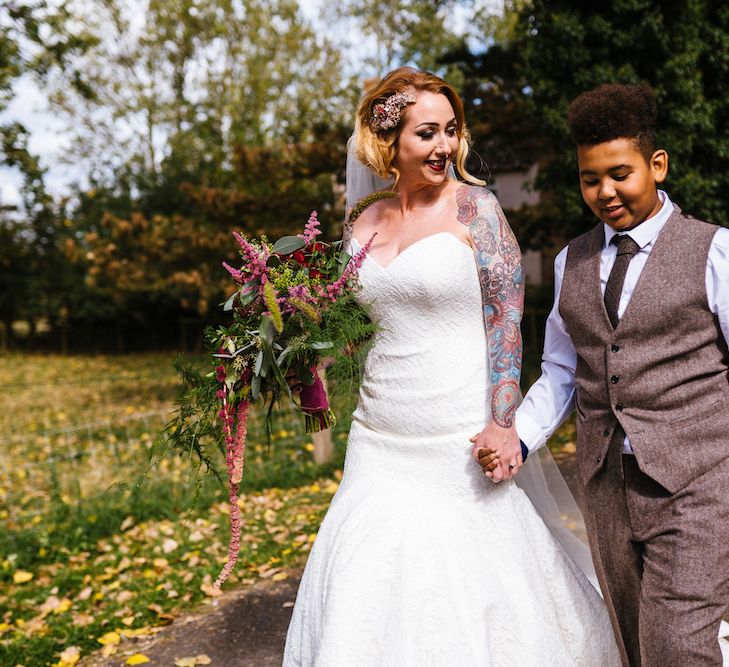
top-left (513, 83), bottom-right (729, 665)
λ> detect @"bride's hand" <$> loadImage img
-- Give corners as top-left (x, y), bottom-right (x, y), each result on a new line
top-left (470, 422), bottom-right (522, 482)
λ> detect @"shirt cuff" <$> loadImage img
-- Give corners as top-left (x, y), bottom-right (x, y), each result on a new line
top-left (515, 411), bottom-right (548, 453)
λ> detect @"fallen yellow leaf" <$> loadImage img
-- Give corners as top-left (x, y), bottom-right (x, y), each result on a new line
top-left (13, 570), bottom-right (34, 584)
top-left (97, 630), bottom-right (121, 646)
top-left (53, 645), bottom-right (81, 667)
top-left (121, 626), bottom-right (155, 638)
top-left (272, 572), bottom-right (288, 582)
top-left (174, 655), bottom-right (212, 667)
top-left (101, 643), bottom-right (118, 657)
top-left (126, 654), bottom-right (150, 665)
top-left (54, 598), bottom-right (73, 614)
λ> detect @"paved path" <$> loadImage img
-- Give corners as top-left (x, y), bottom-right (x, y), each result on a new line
top-left (79, 456), bottom-right (729, 666)
top-left (79, 576), bottom-right (301, 666)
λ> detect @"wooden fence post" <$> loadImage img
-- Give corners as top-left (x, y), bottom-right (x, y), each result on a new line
top-left (312, 367), bottom-right (334, 464)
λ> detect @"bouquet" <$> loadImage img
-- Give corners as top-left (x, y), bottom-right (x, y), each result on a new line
top-left (162, 211), bottom-right (374, 587)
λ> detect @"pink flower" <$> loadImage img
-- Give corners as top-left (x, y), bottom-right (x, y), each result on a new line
top-left (297, 211), bottom-right (322, 245)
top-left (319, 232), bottom-right (375, 301)
top-left (288, 284), bottom-right (312, 301)
top-left (222, 261), bottom-right (243, 282)
top-left (232, 231), bottom-right (270, 281)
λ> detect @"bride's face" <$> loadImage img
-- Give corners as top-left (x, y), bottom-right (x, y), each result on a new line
top-left (393, 91), bottom-right (459, 186)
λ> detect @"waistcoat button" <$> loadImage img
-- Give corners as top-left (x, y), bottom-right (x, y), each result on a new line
top-left (611, 344), bottom-right (620, 353)
top-left (615, 403), bottom-right (624, 411)
top-left (603, 428), bottom-right (610, 436)
top-left (610, 375), bottom-right (620, 384)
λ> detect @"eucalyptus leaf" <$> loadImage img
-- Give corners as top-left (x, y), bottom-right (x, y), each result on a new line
top-left (253, 350), bottom-right (264, 375)
top-left (276, 345), bottom-right (293, 365)
top-left (259, 316), bottom-right (275, 344)
top-left (233, 342), bottom-right (255, 356)
top-left (223, 292), bottom-right (236, 311)
top-left (251, 374), bottom-right (261, 400)
top-left (260, 349), bottom-right (272, 378)
top-left (239, 280), bottom-right (259, 306)
top-left (310, 341), bottom-right (334, 350)
top-left (338, 250), bottom-right (352, 276)
top-left (271, 235), bottom-right (306, 255)
top-left (270, 355), bottom-right (292, 399)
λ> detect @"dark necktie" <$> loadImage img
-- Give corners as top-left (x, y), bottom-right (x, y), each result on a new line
top-left (604, 234), bottom-right (640, 328)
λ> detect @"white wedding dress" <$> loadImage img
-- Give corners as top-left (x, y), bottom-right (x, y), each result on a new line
top-left (283, 232), bottom-right (621, 666)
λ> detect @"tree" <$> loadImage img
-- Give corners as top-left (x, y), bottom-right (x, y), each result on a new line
top-left (323, 0), bottom-right (466, 80)
top-left (511, 0), bottom-right (729, 240)
top-left (46, 0), bottom-right (352, 186)
top-left (0, 2), bottom-right (93, 347)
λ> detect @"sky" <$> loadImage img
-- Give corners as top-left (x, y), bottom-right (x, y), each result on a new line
top-left (0, 0), bottom-right (503, 208)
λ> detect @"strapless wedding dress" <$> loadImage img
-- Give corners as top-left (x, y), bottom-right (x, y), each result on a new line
top-left (283, 232), bottom-right (621, 666)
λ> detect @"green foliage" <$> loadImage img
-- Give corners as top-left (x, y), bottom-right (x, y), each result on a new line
top-left (0, 352), bottom-right (351, 664)
top-left (511, 0), bottom-right (729, 238)
top-left (325, 0), bottom-right (465, 78)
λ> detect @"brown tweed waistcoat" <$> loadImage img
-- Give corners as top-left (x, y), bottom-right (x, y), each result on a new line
top-left (559, 205), bottom-right (729, 493)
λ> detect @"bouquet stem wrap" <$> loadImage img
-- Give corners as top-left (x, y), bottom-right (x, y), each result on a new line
top-left (300, 366), bottom-right (336, 433)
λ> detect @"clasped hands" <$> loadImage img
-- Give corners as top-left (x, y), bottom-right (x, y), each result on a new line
top-left (470, 421), bottom-right (523, 482)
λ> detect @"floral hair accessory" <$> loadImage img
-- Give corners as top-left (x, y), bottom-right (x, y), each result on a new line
top-left (370, 92), bottom-right (416, 131)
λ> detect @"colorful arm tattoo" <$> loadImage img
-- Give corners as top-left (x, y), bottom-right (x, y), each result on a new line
top-left (457, 185), bottom-right (524, 428)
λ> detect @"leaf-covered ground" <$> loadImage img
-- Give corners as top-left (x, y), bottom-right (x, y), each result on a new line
top-left (0, 354), bottom-right (353, 666)
top-left (0, 352), bottom-right (577, 666)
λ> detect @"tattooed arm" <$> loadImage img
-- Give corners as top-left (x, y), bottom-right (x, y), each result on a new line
top-left (457, 185), bottom-right (525, 479)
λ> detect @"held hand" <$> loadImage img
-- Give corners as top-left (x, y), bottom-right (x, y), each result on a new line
top-left (469, 422), bottom-right (522, 482)
top-left (473, 446), bottom-right (500, 474)
top-left (285, 369), bottom-right (304, 394)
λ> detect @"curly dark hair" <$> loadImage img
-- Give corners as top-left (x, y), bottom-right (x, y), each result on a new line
top-left (567, 83), bottom-right (657, 160)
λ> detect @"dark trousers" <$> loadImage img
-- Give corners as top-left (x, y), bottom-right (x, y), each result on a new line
top-left (582, 430), bottom-right (729, 666)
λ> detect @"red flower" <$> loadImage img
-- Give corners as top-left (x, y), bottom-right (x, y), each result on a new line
top-left (292, 250), bottom-right (307, 265)
top-left (309, 242), bottom-right (325, 253)
top-left (309, 268), bottom-right (322, 279)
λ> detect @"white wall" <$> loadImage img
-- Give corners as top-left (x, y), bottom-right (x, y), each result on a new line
top-left (491, 163), bottom-right (542, 285)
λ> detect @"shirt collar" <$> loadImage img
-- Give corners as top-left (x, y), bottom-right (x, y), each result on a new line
top-left (603, 190), bottom-right (673, 250)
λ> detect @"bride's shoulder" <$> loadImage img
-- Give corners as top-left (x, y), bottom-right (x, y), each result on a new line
top-left (453, 182), bottom-right (498, 206)
top-left (347, 190), bottom-right (397, 226)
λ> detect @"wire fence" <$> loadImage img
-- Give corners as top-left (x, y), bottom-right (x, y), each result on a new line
top-left (0, 409), bottom-right (177, 529)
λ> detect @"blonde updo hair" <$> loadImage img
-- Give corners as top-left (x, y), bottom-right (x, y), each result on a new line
top-left (355, 66), bottom-right (484, 187)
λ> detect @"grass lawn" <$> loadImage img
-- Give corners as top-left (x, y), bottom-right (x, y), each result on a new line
top-left (0, 352), bottom-right (575, 666)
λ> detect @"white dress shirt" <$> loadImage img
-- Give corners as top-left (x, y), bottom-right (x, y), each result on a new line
top-left (517, 190), bottom-right (729, 454)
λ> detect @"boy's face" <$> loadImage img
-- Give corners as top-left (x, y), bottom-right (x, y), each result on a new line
top-left (577, 138), bottom-right (668, 231)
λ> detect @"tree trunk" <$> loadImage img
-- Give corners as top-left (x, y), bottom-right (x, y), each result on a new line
top-left (0, 321), bottom-right (8, 352)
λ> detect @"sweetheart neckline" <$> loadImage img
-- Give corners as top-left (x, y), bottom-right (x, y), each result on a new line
top-left (351, 232), bottom-right (473, 271)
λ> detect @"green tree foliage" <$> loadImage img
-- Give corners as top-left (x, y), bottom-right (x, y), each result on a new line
top-left (7, 0), bottom-right (353, 351)
top-left (0, 2), bottom-right (94, 347)
top-left (511, 0), bottom-right (729, 238)
top-left (324, 0), bottom-right (465, 79)
top-left (47, 0), bottom-right (352, 183)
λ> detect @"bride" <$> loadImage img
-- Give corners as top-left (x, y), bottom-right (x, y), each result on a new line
top-left (282, 66), bottom-right (621, 666)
